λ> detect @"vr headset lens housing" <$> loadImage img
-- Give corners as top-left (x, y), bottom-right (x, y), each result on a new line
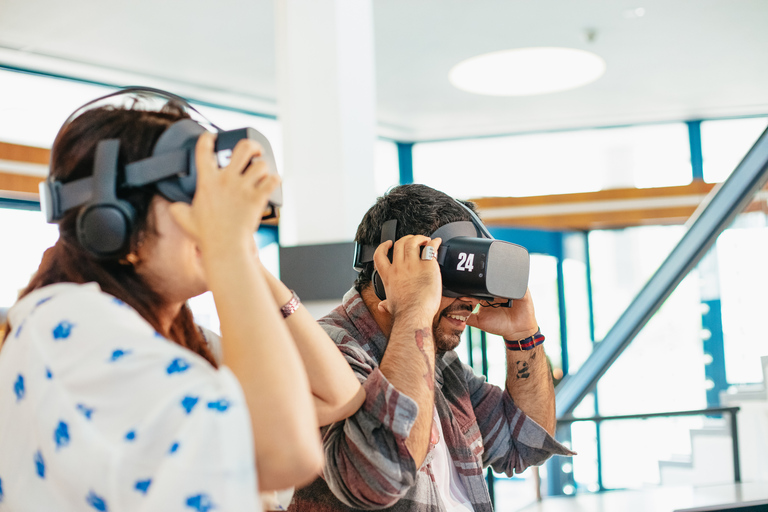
top-left (430, 220), bottom-right (529, 301)
top-left (353, 208), bottom-right (530, 303)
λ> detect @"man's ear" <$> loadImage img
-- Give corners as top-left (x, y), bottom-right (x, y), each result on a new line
top-left (360, 284), bottom-right (393, 338)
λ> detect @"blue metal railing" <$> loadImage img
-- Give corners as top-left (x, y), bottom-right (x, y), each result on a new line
top-left (555, 126), bottom-right (768, 417)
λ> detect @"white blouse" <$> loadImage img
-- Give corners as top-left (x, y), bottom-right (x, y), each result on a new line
top-left (0, 283), bottom-right (259, 512)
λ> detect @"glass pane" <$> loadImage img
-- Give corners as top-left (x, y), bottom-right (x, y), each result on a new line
top-left (578, 169), bottom-right (768, 491)
top-left (716, 211), bottom-right (768, 384)
top-left (588, 225), bottom-right (686, 341)
top-left (563, 257), bottom-right (593, 377)
top-left (412, 123), bottom-right (691, 199)
top-left (596, 270), bottom-right (706, 416)
top-left (701, 117), bottom-right (768, 183)
top-left (0, 208), bottom-right (59, 307)
top-left (530, 254), bottom-right (562, 377)
top-left (598, 416), bottom-right (707, 489)
top-left (0, 69), bottom-right (117, 147)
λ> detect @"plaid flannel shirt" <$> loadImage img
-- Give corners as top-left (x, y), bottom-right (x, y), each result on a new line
top-left (289, 288), bottom-right (573, 512)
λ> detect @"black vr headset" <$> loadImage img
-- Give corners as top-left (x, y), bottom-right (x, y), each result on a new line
top-left (353, 200), bottom-right (530, 305)
top-left (40, 86), bottom-right (282, 259)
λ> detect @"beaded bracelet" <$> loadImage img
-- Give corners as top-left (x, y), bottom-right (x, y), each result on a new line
top-left (504, 329), bottom-right (545, 351)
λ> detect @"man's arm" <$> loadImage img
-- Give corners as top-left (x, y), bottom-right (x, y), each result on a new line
top-left (464, 289), bottom-right (571, 477)
top-left (376, 306), bottom-right (435, 467)
top-left (372, 235), bottom-right (443, 467)
top-left (467, 289), bottom-right (556, 434)
top-left (307, 235), bottom-right (444, 510)
top-left (319, 361), bottom-right (421, 509)
top-left (506, 341), bottom-right (555, 434)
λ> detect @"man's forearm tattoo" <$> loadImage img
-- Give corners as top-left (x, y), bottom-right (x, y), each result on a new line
top-left (415, 328), bottom-right (434, 390)
top-left (516, 360), bottom-right (530, 379)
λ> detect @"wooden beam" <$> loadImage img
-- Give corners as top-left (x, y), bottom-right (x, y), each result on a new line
top-left (0, 141), bottom-right (50, 165)
top-left (471, 182), bottom-right (720, 231)
top-left (0, 172), bottom-right (45, 195)
top-left (0, 141), bottom-right (50, 195)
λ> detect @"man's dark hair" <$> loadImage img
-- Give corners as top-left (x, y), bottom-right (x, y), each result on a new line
top-left (354, 184), bottom-right (478, 291)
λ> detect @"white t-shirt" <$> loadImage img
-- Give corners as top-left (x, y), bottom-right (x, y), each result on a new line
top-left (0, 283), bottom-right (259, 512)
top-left (429, 407), bottom-right (474, 511)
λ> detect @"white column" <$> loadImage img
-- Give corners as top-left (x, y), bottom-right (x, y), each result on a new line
top-left (275, 0), bottom-right (377, 246)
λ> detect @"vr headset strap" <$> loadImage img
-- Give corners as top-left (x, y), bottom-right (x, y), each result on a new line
top-left (50, 177), bottom-right (95, 220)
top-left (380, 219), bottom-right (397, 245)
top-left (42, 150), bottom-right (190, 222)
top-left (124, 150), bottom-right (189, 187)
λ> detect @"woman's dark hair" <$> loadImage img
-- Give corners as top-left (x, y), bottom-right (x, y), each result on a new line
top-left (1, 104), bottom-right (216, 367)
top-left (353, 184), bottom-right (477, 291)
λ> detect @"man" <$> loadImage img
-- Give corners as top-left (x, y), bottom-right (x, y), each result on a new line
top-left (290, 184), bottom-right (572, 512)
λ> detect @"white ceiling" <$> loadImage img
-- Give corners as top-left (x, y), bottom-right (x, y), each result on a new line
top-left (0, 0), bottom-right (767, 141)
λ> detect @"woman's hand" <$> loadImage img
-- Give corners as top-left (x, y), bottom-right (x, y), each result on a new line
top-left (169, 132), bottom-right (280, 258)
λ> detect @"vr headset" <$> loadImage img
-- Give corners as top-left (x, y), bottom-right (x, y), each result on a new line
top-left (40, 87), bottom-right (282, 259)
top-left (353, 200), bottom-right (530, 305)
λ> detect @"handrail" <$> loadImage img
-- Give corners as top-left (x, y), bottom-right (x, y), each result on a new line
top-left (557, 406), bottom-right (739, 423)
top-left (557, 406), bottom-right (742, 484)
top-left (555, 126), bottom-right (768, 417)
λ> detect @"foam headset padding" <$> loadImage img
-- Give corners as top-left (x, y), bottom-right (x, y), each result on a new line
top-left (77, 203), bottom-right (134, 257)
top-left (75, 139), bottom-right (136, 258)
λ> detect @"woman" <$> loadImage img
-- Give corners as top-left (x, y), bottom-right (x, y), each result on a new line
top-left (0, 93), bottom-right (363, 511)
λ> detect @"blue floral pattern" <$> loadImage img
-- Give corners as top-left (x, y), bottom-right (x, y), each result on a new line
top-left (186, 493), bottom-right (215, 512)
top-left (206, 399), bottom-right (230, 413)
top-left (34, 450), bottom-right (45, 478)
top-left (108, 349), bottom-right (132, 362)
top-left (134, 479), bottom-right (151, 494)
top-left (54, 421), bottom-right (70, 449)
top-left (52, 321), bottom-right (74, 340)
top-left (13, 374), bottom-right (24, 401)
top-left (0, 285), bottom-right (257, 511)
top-left (181, 396), bottom-right (199, 414)
top-left (166, 358), bottom-right (191, 375)
top-left (86, 490), bottom-right (108, 511)
top-left (77, 404), bottom-right (95, 420)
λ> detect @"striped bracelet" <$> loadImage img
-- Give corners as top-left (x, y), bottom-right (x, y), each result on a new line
top-left (504, 329), bottom-right (545, 351)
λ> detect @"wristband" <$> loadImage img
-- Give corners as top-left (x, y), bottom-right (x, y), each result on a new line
top-left (280, 290), bottom-right (301, 318)
top-left (504, 329), bottom-right (544, 351)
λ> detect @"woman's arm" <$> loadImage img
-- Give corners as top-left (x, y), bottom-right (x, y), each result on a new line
top-left (170, 133), bottom-right (323, 491)
top-left (260, 265), bottom-right (365, 426)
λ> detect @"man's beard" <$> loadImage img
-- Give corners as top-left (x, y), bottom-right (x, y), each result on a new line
top-left (432, 302), bottom-right (473, 352)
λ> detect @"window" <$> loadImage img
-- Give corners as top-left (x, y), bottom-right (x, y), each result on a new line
top-left (412, 123), bottom-right (692, 199)
top-left (0, 207), bottom-right (59, 308)
top-left (716, 211), bottom-right (768, 384)
top-left (701, 117), bottom-right (768, 183)
top-left (0, 69), bottom-right (117, 148)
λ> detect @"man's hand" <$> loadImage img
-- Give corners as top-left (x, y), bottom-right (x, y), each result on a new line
top-left (466, 288), bottom-right (538, 341)
top-left (373, 235), bottom-right (443, 320)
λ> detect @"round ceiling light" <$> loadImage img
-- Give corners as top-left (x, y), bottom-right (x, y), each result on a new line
top-left (449, 47), bottom-right (606, 96)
